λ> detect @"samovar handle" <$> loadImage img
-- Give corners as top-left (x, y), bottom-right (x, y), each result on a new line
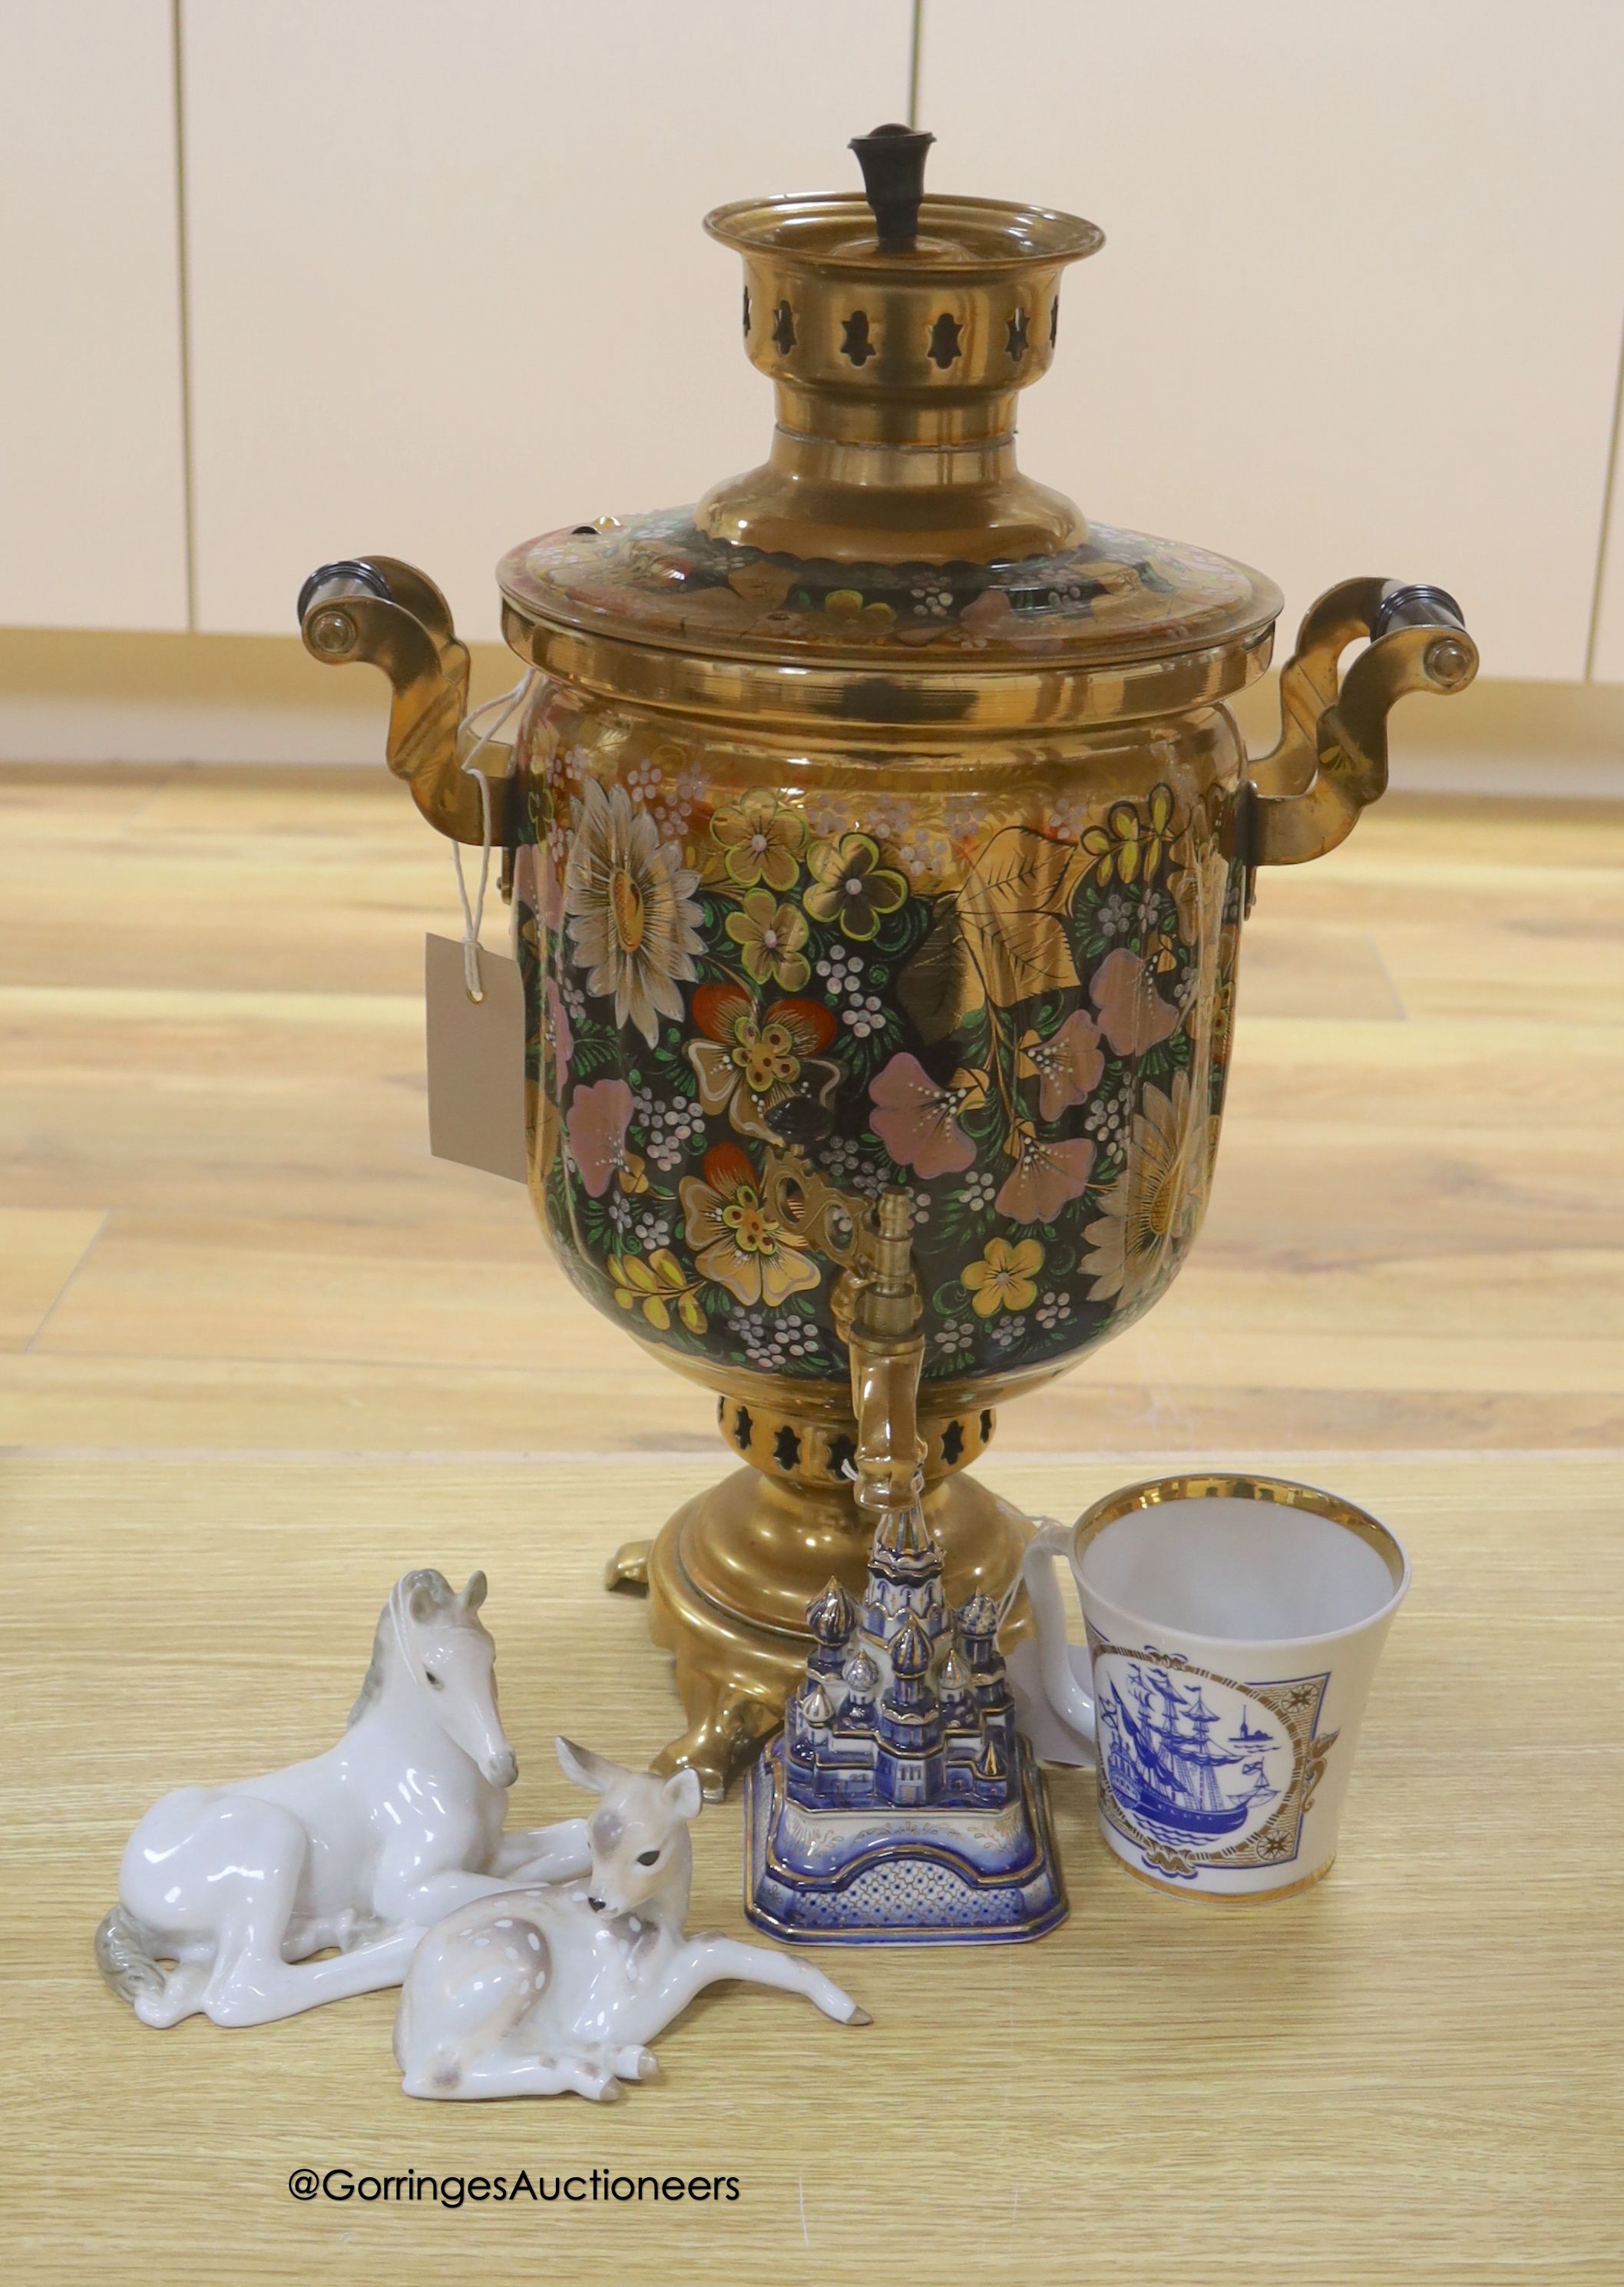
top-left (1245, 578), bottom-right (1477, 867)
top-left (297, 558), bottom-right (504, 845)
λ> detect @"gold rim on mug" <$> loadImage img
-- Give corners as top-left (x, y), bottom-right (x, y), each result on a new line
top-left (1070, 1471), bottom-right (1409, 1650)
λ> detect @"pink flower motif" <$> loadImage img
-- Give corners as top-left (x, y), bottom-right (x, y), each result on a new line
top-left (545, 977), bottom-right (574, 1081)
top-left (1017, 1010), bottom-right (1104, 1121)
top-left (869, 1052), bottom-right (977, 1178)
top-left (1090, 947), bottom-right (1180, 1056)
top-left (995, 1134), bottom-right (1096, 1225)
top-left (566, 1076), bottom-right (633, 1196)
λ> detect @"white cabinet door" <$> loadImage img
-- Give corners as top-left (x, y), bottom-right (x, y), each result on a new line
top-left (0, 2), bottom-right (188, 629)
top-left (1586, 415), bottom-right (1624, 682)
top-left (918, 0), bottom-right (1624, 683)
top-left (182, 1), bottom-right (915, 640)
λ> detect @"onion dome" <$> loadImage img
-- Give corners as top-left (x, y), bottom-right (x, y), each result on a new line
top-left (891, 1617), bottom-right (934, 1679)
top-left (801, 1682), bottom-right (834, 1727)
top-left (939, 1650), bottom-right (975, 1716)
top-left (957, 1591), bottom-right (999, 1641)
top-left (807, 1577), bottom-right (856, 1645)
top-left (842, 1648), bottom-right (880, 1695)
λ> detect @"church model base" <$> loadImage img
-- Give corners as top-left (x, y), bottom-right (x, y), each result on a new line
top-left (744, 1730), bottom-right (1067, 1945)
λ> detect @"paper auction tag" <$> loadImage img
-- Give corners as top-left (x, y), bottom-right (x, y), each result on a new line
top-left (424, 932), bottom-right (528, 1183)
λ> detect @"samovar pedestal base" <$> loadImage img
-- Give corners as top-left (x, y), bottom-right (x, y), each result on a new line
top-left (604, 1391), bottom-right (1034, 1796)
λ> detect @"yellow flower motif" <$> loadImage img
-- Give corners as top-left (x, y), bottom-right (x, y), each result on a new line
top-left (724, 889), bottom-right (811, 990)
top-left (960, 1235), bottom-right (1044, 1319)
top-left (607, 1247), bottom-right (706, 1335)
top-left (710, 789), bottom-right (806, 892)
top-left (803, 832), bottom-right (908, 942)
top-left (823, 589), bottom-right (897, 634)
top-left (677, 1144), bottom-right (822, 1309)
top-left (1079, 784), bottom-right (1178, 888)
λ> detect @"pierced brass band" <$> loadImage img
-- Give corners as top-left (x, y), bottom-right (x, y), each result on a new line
top-left (699, 190), bottom-right (1102, 562)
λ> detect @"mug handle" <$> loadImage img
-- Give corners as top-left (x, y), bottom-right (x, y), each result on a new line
top-left (1022, 1518), bottom-right (1096, 1746)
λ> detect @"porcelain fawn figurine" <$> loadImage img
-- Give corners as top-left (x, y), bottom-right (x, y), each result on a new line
top-left (394, 1739), bottom-right (871, 2101)
top-left (96, 1570), bottom-right (591, 2028)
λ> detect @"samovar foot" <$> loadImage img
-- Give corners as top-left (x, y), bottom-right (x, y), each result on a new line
top-left (649, 1672), bottom-right (782, 1802)
top-left (604, 1538), bottom-right (652, 1594)
top-left (620, 1421), bottom-right (1034, 1795)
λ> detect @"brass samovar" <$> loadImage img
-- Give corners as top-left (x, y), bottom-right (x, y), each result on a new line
top-left (300, 127), bottom-right (1475, 1793)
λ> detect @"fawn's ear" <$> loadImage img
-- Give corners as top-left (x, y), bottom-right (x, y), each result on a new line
top-left (458, 1570), bottom-right (488, 1613)
top-left (404, 1568), bottom-right (448, 1622)
top-left (555, 1737), bottom-right (620, 1796)
top-left (660, 1767), bottom-right (703, 1823)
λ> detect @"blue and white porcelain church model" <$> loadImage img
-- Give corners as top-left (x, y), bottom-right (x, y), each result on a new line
top-left (745, 1180), bottom-right (1067, 1944)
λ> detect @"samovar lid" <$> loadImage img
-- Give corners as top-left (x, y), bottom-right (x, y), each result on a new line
top-left (498, 129), bottom-right (1280, 705)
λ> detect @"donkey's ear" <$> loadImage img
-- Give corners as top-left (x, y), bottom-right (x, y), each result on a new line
top-left (660, 1767), bottom-right (704, 1823)
top-left (555, 1737), bottom-right (620, 1796)
top-left (458, 1570), bottom-right (488, 1613)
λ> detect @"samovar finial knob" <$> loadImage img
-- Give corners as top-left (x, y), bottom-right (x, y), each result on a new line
top-left (848, 121), bottom-right (934, 253)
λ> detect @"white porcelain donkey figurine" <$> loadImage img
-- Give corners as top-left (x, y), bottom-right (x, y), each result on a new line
top-left (394, 1739), bottom-right (870, 2100)
top-left (96, 1569), bottom-right (590, 2027)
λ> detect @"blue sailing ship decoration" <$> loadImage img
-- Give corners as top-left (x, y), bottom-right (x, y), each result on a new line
top-left (1100, 1663), bottom-right (1282, 1845)
top-left (744, 1177), bottom-right (1066, 1945)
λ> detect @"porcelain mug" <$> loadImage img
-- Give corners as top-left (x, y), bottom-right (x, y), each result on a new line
top-left (1022, 1474), bottom-right (1409, 1898)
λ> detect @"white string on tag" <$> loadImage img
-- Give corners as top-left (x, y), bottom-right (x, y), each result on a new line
top-left (451, 670), bottom-right (534, 1003)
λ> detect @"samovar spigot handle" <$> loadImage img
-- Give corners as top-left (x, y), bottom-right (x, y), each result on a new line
top-left (297, 557), bottom-right (505, 846)
top-left (1245, 577), bottom-right (1477, 870)
top-left (844, 1190), bottom-right (930, 1531)
top-left (756, 1153), bottom-right (928, 1526)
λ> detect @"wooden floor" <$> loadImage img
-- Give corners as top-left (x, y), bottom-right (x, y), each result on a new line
top-left (2, 763), bottom-right (1622, 2283)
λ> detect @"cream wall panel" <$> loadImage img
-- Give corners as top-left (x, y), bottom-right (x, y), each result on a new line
top-left (183, 1), bottom-right (914, 640)
top-left (1588, 390), bottom-right (1624, 682)
top-left (0, 2), bottom-right (189, 630)
top-left (918, 0), bottom-right (1624, 683)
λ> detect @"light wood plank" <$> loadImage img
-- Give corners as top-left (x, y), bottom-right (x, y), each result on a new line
top-left (0, 1206), bottom-right (105, 1350)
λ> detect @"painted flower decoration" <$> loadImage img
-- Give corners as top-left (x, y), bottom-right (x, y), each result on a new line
top-left (1090, 946), bottom-right (1181, 1056)
top-left (608, 1247), bottom-right (706, 1335)
top-left (544, 976), bottom-right (574, 1083)
top-left (1079, 784), bottom-right (1176, 887)
top-left (537, 845), bottom-right (566, 934)
top-left (822, 589), bottom-right (896, 635)
top-left (804, 833), bottom-right (909, 942)
top-left (868, 1052), bottom-right (985, 1178)
top-left (710, 789), bottom-right (806, 892)
top-left (724, 889), bottom-right (812, 991)
top-left (687, 984), bottom-right (839, 1144)
top-left (994, 1129), bottom-right (1096, 1225)
top-left (679, 1142), bottom-right (822, 1308)
top-left (564, 776), bottom-right (703, 1048)
top-left (1080, 1071), bottom-right (1204, 1314)
top-left (960, 1235), bottom-right (1045, 1319)
top-left (566, 1077), bottom-right (646, 1199)
top-left (1015, 1009), bottom-right (1105, 1121)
